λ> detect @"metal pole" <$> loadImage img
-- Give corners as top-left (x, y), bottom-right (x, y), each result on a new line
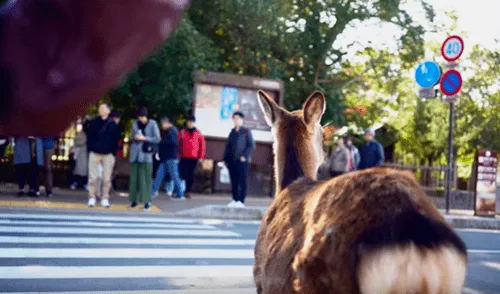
top-left (445, 101), bottom-right (455, 215)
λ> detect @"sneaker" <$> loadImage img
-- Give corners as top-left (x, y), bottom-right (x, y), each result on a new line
top-left (166, 192), bottom-right (173, 197)
top-left (227, 200), bottom-right (236, 207)
top-left (69, 183), bottom-right (77, 190)
top-left (46, 191), bottom-right (53, 198)
top-left (83, 184), bottom-right (89, 191)
top-left (130, 202), bottom-right (138, 209)
top-left (17, 191), bottom-right (25, 197)
top-left (152, 191), bottom-right (159, 199)
top-left (144, 202), bottom-right (151, 211)
top-left (27, 190), bottom-right (40, 197)
top-left (87, 198), bottom-right (96, 207)
top-left (101, 199), bottom-right (110, 208)
top-left (234, 201), bottom-right (245, 208)
top-left (172, 196), bottom-right (186, 201)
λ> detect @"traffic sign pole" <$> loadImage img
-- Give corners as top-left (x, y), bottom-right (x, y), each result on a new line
top-left (413, 36), bottom-right (464, 214)
top-left (445, 101), bottom-right (455, 215)
top-left (440, 36), bottom-right (464, 215)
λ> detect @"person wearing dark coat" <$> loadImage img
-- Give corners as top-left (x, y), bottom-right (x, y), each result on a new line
top-left (358, 129), bottom-right (385, 170)
top-left (86, 104), bottom-right (121, 208)
top-left (223, 112), bottom-right (256, 208)
top-left (152, 117), bottom-right (185, 200)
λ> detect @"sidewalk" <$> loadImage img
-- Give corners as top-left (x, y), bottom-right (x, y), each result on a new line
top-left (0, 183), bottom-right (273, 215)
top-left (1, 183), bottom-right (500, 230)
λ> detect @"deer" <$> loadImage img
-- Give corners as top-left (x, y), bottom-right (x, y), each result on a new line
top-left (253, 90), bottom-right (467, 294)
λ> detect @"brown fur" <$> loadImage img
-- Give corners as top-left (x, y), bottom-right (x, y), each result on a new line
top-left (254, 90), bottom-right (467, 294)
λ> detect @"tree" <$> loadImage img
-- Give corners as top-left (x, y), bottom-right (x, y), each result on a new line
top-left (109, 18), bottom-right (223, 126)
top-left (188, 0), bottom-right (435, 125)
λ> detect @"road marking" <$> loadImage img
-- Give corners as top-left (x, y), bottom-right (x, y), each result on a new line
top-left (468, 249), bottom-right (500, 254)
top-left (483, 262), bottom-right (500, 270)
top-left (0, 213), bottom-right (196, 224)
top-left (456, 228), bottom-right (500, 234)
top-left (0, 265), bottom-right (254, 279)
top-left (6, 289), bottom-right (257, 294)
top-left (0, 226), bottom-right (241, 237)
top-left (0, 236), bottom-right (256, 246)
top-left (0, 200), bottom-right (161, 212)
top-left (0, 248), bottom-right (255, 259)
top-left (0, 219), bottom-right (216, 230)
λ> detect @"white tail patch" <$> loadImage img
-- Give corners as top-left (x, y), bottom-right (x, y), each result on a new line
top-left (358, 244), bottom-right (466, 294)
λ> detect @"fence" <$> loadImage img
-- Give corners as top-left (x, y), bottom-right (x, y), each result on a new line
top-left (383, 163), bottom-right (458, 197)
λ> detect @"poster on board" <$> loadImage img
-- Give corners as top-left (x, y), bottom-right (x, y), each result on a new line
top-left (194, 83), bottom-right (274, 142)
top-left (220, 86), bottom-right (238, 120)
top-left (474, 150), bottom-right (498, 217)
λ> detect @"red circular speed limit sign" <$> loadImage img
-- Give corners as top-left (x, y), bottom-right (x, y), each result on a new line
top-left (441, 35), bottom-right (464, 62)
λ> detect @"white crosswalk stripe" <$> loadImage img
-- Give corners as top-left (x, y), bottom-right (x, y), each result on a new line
top-left (0, 212), bottom-right (256, 292)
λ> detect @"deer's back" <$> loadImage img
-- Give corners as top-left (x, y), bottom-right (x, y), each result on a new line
top-left (254, 168), bottom-right (465, 294)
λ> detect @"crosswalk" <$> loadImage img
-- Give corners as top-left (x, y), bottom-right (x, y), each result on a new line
top-left (0, 212), bottom-right (257, 292)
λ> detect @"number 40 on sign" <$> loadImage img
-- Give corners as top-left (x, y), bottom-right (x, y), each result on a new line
top-left (441, 35), bottom-right (464, 62)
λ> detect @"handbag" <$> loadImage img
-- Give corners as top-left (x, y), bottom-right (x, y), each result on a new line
top-left (139, 121), bottom-right (158, 154)
top-left (142, 141), bottom-right (158, 153)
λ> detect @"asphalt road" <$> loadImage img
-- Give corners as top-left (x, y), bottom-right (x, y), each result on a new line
top-left (0, 209), bottom-right (498, 293)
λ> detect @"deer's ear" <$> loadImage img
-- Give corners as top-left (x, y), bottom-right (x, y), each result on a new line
top-left (303, 91), bottom-right (326, 127)
top-left (257, 90), bottom-right (281, 127)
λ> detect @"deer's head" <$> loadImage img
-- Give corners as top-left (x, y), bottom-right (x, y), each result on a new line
top-left (257, 90), bottom-right (326, 194)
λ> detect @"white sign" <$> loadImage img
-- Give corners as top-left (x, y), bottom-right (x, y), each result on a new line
top-left (441, 36), bottom-right (464, 62)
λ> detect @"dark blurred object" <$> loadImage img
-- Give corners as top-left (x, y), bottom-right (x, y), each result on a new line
top-left (0, 136), bottom-right (7, 158)
top-left (0, 0), bottom-right (189, 136)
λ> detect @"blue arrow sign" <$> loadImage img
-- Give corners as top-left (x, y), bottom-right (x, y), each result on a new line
top-left (415, 61), bottom-right (441, 89)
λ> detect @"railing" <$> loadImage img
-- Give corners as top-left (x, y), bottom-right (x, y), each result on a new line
top-left (383, 163), bottom-right (458, 197)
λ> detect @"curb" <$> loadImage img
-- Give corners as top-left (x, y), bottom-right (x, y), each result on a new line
top-left (444, 215), bottom-right (500, 230)
top-left (175, 205), bottom-right (267, 220)
top-left (175, 205), bottom-right (500, 230)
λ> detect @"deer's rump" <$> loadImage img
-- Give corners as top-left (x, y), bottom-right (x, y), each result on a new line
top-left (253, 169), bottom-right (467, 294)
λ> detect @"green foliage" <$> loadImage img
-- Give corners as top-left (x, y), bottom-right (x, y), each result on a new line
top-left (110, 18), bottom-right (223, 125)
top-left (187, 0), bottom-right (434, 126)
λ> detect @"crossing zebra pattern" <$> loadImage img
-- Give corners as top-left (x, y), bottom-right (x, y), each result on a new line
top-left (0, 212), bottom-right (258, 293)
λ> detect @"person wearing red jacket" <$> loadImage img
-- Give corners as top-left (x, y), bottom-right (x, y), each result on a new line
top-left (178, 116), bottom-right (205, 198)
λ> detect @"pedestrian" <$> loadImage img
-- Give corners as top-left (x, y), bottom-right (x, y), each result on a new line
top-left (41, 137), bottom-right (57, 197)
top-left (223, 112), bottom-right (256, 208)
top-left (86, 104), bottom-right (121, 208)
top-left (344, 136), bottom-right (360, 172)
top-left (70, 121), bottom-right (88, 190)
top-left (13, 137), bottom-right (44, 197)
top-left (328, 138), bottom-right (349, 177)
top-left (152, 117), bottom-right (185, 200)
top-left (178, 115), bottom-right (205, 198)
top-left (358, 129), bottom-right (385, 170)
top-left (129, 106), bottom-right (161, 211)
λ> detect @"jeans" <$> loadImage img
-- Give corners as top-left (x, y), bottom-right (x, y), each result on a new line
top-left (228, 161), bottom-right (249, 203)
top-left (153, 159), bottom-right (185, 197)
top-left (165, 180), bottom-right (174, 194)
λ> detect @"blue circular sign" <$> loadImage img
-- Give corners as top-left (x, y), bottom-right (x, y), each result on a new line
top-left (440, 70), bottom-right (462, 96)
top-left (414, 61), bottom-right (441, 89)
